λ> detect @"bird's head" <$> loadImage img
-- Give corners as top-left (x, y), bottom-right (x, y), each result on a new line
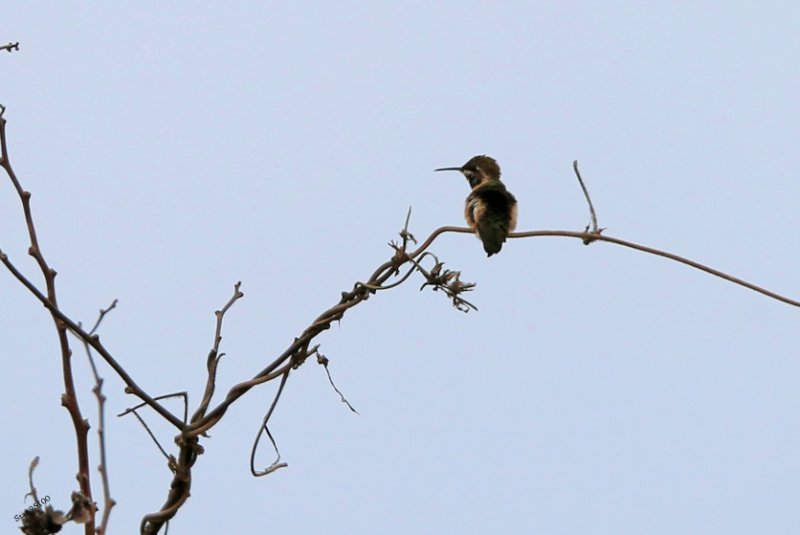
top-left (434, 155), bottom-right (501, 189)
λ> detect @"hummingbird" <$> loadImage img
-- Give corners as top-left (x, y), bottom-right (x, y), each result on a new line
top-left (435, 155), bottom-right (518, 257)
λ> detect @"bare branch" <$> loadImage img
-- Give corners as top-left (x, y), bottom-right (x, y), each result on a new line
top-left (0, 248), bottom-right (185, 428)
top-left (250, 372), bottom-right (291, 477)
top-left (128, 410), bottom-right (172, 463)
top-left (572, 160), bottom-right (605, 243)
top-left (5, 96), bottom-right (797, 535)
top-left (509, 229), bottom-right (800, 308)
top-left (88, 299), bottom-right (118, 335)
top-left (118, 392), bottom-right (188, 423)
top-left (400, 205), bottom-right (416, 248)
top-left (188, 216), bottom-right (464, 439)
top-left (25, 456), bottom-right (40, 504)
top-left (191, 282), bottom-right (244, 423)
top-left (1, 109), bottom-right (95, 535)
top-left (78, 299), bottom-right (119, 535)
top-left (316, 351), bottom-right (359, 414)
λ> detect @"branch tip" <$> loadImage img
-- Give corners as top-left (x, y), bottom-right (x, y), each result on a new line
top-left (573, 160), bottom-right (600, 235)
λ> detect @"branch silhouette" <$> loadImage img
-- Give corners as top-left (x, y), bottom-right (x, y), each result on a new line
top-left (3, 101), bottom-right (797, 535)
top-left (1, 105), bottom-right (96, 535)
top-left (509, 229), bottom-right (800, 308)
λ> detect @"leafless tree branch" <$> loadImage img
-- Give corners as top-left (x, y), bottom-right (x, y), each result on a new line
top-left (118, 392), bottom-right (188, 423)
top-left (573, 160), bottom-right (605, 242)
top-left (250, 371), bottom-right (291, 477)
top-left (191, 282), bottom-right (244, 423)
top-left (1, 109), bottom-right (95, 535)
top-left (316, 349), bottom-right (359, 414)
top-left (79, 299), bottom-right (119, 535)
top-left (4, 101), bottom-right (798, 534)
top-left (509, 229), bottom-right (800, 307)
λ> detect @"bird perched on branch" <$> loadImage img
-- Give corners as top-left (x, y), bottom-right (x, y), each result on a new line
top-left (435, 155), bottom-right (518, 256)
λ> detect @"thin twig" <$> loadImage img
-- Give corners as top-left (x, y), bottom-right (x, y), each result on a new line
top-left (79, 299), bottom-right (119, 535)
top-left (191, 282), bottom-right (244, 423)
top-left (250, 372), bottom-right (291, 476)
top-left (400, 205), bottom-right (416, 248)
top-left (128, 409), bottom-right (172, 463)
top-left (1, 41), bottom-right (20, 53)
top-left (573, 160), bottom-right (603, 242)
top-left (89, 299), bottom-right (118, 335)
top-left (25, 457), bottom-right (40, 504)
top-left (316, 351), bottom-right (358, 414)
top-left (118, 392), bottom-right (188, 422)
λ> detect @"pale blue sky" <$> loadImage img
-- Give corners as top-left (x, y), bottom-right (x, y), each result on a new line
top-left (3, 2), bottom-right (800, 534)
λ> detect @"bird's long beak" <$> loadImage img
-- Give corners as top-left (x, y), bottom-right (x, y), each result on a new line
top-left (434, 166), bottom-right (462, 172)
